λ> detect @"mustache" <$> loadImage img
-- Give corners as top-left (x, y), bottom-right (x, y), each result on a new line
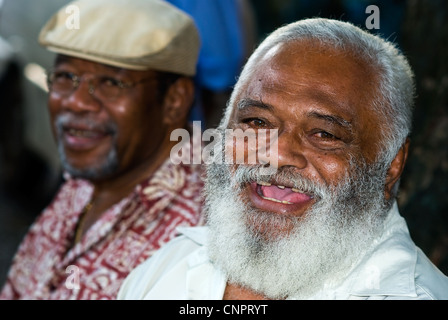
top-left (227, 164), bottom-right (330, 200)
top-left (54, 113), bottom-right (117, 135)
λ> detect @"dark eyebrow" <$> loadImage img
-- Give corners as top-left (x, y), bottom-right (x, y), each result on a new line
top-left (237, 98), bottom-right (273, 112)
top-left (307, 111), bottom-right (352, 129)
top-left (237, 98), bottom-right (352, 129)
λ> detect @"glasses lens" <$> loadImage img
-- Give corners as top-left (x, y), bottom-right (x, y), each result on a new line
top-left (47, 72), bottom-right (153, 101)
top-left (48, 71), bottom-right (77, 95)
top-left (95, 76), bottom-right (124, 100)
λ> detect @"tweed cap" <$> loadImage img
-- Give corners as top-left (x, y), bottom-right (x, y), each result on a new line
top-left (38, 0), bottom-right (200, 76)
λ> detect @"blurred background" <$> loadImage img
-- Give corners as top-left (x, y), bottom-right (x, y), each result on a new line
top-left (0, 0), bottom-right (447, 287)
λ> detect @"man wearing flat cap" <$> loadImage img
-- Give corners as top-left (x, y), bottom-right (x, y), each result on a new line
top-left (0, 0), bottom-right (204, 299)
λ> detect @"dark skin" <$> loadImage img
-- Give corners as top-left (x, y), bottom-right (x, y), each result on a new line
top-left (223, 40), bottom-right (409, 299)
top-left (48, 55), bottom-right (195, 243)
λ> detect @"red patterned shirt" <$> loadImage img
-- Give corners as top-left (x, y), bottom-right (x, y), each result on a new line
top-left (0, 160), bottom-right (204, 299)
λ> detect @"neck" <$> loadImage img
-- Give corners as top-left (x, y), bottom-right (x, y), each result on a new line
top-left (101, 149), bottom-right (173, 207)
top-left (223, 282), bottom-right (270, 300)
top-left (92, 128), bottom-right (179, 205)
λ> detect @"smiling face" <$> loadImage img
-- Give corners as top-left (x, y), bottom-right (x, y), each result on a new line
top-left (204, 40), bottom-right (396, 299)
top-left (48, 55), bottom-right (168, 181)
top-left (225, 40), bottom-right (382, 230)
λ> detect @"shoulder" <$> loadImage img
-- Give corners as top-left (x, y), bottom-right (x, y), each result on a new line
top-left (117, 226), bottom-right (208, 299)
top-left (413, 247), bottom-right (448, 299)
top-left (346, 203), bottom-right (448, 300)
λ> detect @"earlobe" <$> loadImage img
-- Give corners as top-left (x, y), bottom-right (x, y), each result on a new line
top-left (163, 78), bottom-right (195, 126)
top-left (384, 138), bottom-right (410, 200)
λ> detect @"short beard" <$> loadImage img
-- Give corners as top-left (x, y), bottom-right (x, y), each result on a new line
top-left (55, 114), bottom-right (119, 180)
top-left (58, 143), bottom-right (119, 180)
top-left (205, 158), bottom-right (391, 299)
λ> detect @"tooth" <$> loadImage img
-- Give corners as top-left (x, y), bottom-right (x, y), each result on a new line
top-left (291, 188), bottom-right (301, 193)
top-left (70, 129), bottom-right (83, 137)
top-left (262, 196), bottom-right (280, 203)
top-left (260, 195), bottom-right (292, 204)
top-left (258, 181), bottom-right (271, 186)
top-left (68, 129), bottom-right (97, 138)
top-left (277, 185), bottom-right (285, 189)
top-left (261, 195), bottom-right (275, 201)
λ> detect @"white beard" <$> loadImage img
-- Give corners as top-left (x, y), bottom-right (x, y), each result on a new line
top-left (205, 161), bottom-right (390, 299)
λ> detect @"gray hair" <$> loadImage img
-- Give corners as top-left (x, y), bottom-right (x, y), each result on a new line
top-left (221, 18), bottom-right (415, 166)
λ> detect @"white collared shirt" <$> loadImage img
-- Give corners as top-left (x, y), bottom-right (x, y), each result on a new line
top-left (118, 202), bottom-right (448, 300)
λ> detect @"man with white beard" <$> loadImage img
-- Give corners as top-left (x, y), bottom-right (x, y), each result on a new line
top-left (118, 18), bottom-right (448, 300)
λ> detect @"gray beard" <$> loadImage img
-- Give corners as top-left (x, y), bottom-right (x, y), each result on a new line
top-left (58, 142), bottom-right (119, 180)
top-left (205, 159), bottom-right (391, 299)
top-left (55, 114), bottom-right (119, 180)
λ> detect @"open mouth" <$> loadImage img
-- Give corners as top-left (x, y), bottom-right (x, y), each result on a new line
top-left (62, 125), bottom-right (111, 150)
top-left (246, 180), bottom-right (315, 215)
top-left (256, 181), bottom-right (313, 204)
top-left (66, 127), bottom-right (105, 139)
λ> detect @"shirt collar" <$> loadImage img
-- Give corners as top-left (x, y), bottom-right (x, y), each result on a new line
top-left (177, 226), bottom-right (208, 245)
top-left (179, 227), bottom-right (227, 300)
top-left (344, 201), bottom-right (418, 298)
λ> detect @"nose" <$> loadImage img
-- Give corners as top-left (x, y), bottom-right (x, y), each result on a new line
top-left (60, 79), bottom-right (101, 113)
top-left (254, 129), bottom-right (308, 171)
top-left (275, 130), bottom-right (308, 170)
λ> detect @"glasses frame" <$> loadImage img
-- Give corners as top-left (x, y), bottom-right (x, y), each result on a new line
top-left (46, 70), bottom-right (159, 101)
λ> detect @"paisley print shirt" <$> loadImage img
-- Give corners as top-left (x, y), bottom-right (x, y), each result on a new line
top-left (0, 160), bottom-right (204, 300)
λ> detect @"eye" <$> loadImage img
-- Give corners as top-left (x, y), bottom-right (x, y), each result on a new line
top-left (100, 76), bottom-right (124, 88)
top-left (52, 71), bottom-right (76, 83)
top-left (242, 118), bottom-right (268, 128)
top-left (314, 131), bottom-right (339, 140)
top-left (47, 71), bottom-right (77, 92)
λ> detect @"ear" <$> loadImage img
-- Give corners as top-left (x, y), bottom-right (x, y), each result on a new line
top-left (384, 138), bottom-right (410, 200)
top-left (162, 77), bottom-right (195, 126)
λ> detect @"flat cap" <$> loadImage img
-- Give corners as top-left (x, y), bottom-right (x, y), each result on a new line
top-left (38, 0), bottom-right (200, 76)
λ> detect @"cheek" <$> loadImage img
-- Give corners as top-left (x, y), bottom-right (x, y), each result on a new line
top-left (359, 136), bottom-right (381, 163)
top-left (111, 102), bottom-right (165, 151)
top-left (109, 101), bottom-right (142, 129)
top-left (308, 153), bottom-right (352, 187)
top-left (48, 93), bottom-right (61, 115)
top-left (357, 111), bottom-right (384, 162)
top-left (113, 104), bottom-right (129, 117)
top-left (223, 133), bottom-right (253, 165)
top-left (47, 94), bottom-right (62, 134)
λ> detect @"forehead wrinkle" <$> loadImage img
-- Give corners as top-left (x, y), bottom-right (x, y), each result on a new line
top-left (252, 62), bottom-right (356, 114)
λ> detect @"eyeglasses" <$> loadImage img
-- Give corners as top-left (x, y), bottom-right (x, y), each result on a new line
top-left (46, 70), bottom-right (157, 101)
